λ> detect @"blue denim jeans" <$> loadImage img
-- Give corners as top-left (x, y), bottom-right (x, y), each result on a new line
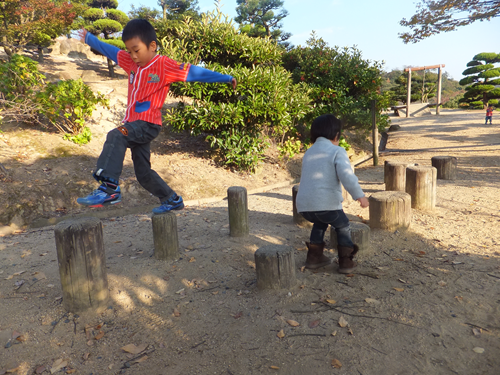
top-left (95, 120), bottom-right (175, 202)
top-left (300, 210), bottom-right (353, 247)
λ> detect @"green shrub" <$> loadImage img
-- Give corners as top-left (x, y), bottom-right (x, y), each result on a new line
top-left (63, 126), bottom-right (92, 145)
top-left (488, 99), bottom-right (499, 106)
top-left (470, 100), bottom-right (484, 109)
top-left (0, 54), bottom-right (45, 101)
top-left (443, 93), bottom-right (464, 108)
top-left (161, 10), bottom-right (310, 171)
top-left (36, 79), bottom-right (108, 134)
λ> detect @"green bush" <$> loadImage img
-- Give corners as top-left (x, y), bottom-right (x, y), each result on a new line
top-left (488, 99), bottom-right (499, 106)
top-left (0, 54), bottom-right (45, 101)
top-left (36, 79), bottom-right (108, 134)
top-left (443, 93), bottom-right (464, 108)
top-left (282, 33), bottom-right (391, 133)
top-left (160, 10), bottom-right (310, 171)
top-left (63, 126), bottom-right (92, 145)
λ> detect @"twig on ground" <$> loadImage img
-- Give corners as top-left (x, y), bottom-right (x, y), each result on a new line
top-left (465, 322), bottom-right (490, 332)
top-left (317, 302), bottom-right (419, 328)
top-left (197, 285), bottom-right (220, 292)
top-left (487, 273), bottom-right (500, 280)
top-left (355, 272), bottom-right (380, 279)
top-left (49, 313), bottom-right (68, 334)
top-left (287, 333), bottom-right (327, 337)
top-left (410, 261), bottom-right (439, 277)
top-left (191, 340), bottom-right (206, 349)
top-left (121, 347), bottom-right (156, 369)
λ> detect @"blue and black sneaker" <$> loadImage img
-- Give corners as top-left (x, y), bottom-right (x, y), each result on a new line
top-left (77, 185), bottom-right (122, 207)
top-left (152, 194), bottom-right (184, 214)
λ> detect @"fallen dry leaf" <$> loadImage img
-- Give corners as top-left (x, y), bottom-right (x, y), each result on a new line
top-left (300, 266), bottom-right (306, 272)
top-left (345, 273), bottom-right (355, 277)
top-left (35, 365), bottom-right (46, 374)
top-left (393, 288), bottom-right (404, 292)
top-left (472, 328), bottom-right (482, 337)
top-left (270, 365), bottom-right (280, 370)
top-left (473, 347), bottom-right (485, 354)
top-left (50, 359), bottom-right (68, 374)
top-left (348, 328), bottom-right (354, 335)
top-left (331, 359), bottom-right (342, 368)
top-left (277, 329), bottom-right (285, 338)
top-left (365, 298), bottom-right (380, 304)
top-left (173, 308), bottom-right (181, 317)
top-left (325, 299), bottom-right (336, 304)
top-left (189, 257), bottom-right (196, 262)
top-left (233, 311), bottom-right (243, 319)
top-left (438, 280), bottom-right (447, 287)
top-left (94, 330), bottom-right (104, 340)
top-left (308, 319), bottom-right (321, 328)
top-left (65, 369), bottom-right (76, 374)
top-left (121, 343), bottom-right (148, 354)
top-left (134, 355), bottom-right (148, 364)
top-left (331, 330), bottom-right (337, 336)
top-left (338, 316), bottom-right (348, 328)
top-left (6, 366), bottom-right (21, 374)
top-left (286, 319), bottom-right (300, 327)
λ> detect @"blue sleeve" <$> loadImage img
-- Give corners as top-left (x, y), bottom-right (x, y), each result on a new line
top-left (186, 65), bottom-right (233, 84)
top-left (85, 32), bottom-right (120, 63)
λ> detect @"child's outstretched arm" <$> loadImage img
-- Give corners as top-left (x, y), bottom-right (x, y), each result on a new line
top-left (186, 65), bottom-right (236, 89)
top-left (79, 29), bottom-right (121, 64)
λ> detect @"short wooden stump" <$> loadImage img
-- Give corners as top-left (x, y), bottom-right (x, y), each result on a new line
top-left (405, 165), bottom-right (437, 210)
top-left (292, 185), bottom-right (312, 228)
top-left (384, 161), bottom-right (415, 191)
top-left (369, 191), bottom-right (411, 231)
top-left (255, 245), bottom-right (296, 290)
top-left (431, 156), bottom-right (457, 180)
top-left (329, 222), bottom-right (372, 258)
top-left (152, 211), bottom-right (179, 260)
top-left (54, 217), bottom-right (109, 313)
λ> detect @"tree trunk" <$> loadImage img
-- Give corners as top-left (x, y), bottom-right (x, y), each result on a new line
top-left (54, 217), bottom-right (109, 313)
top-left (369, 191), bottom-right (412, 231)
top-left (227, 186), bottom-right (249, 237)
top-left (107, 57), bottom-right (115, 78)
top-left (255, 245), bottom-right (296, 290)
top-left (152, 212), bottom-right (179, 260)
top-left (405, 165), bottom-right (437, 210)
top-left (431, 156), bottom-right (457, 180)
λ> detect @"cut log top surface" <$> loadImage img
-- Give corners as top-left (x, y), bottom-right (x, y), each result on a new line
top-left (55, 216), bottom-right (101, 231)
top-left (255, 245), bottom-right (293, 257)
top-left (369, 191), bottom-right (411, 202)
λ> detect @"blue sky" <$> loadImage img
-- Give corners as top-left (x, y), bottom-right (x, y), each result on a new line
top-left (118, 0), bottom-right (500, 80)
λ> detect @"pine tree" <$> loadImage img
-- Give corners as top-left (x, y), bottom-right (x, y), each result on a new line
top-left (459, 52), bottom-right (500, 108)
top-left (83, 0), bottom-right (129, 77)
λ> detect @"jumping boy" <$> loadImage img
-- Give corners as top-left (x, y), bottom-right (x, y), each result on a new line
top-left (77, 19), bottom-right (237, 213)
top-left (486, 104), bottom-right (494, 125)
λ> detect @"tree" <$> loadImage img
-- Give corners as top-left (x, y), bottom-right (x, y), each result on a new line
top-left (128, 5), bottom-right (161, 22)
top-left (459, 52), bottom-right (500, 108)
top-left (159, 10), bottom-right (309, 171)
top-left (0, 0), bottom-right (80, 58)
top-left (157, 0), bottom-right (200, 21)
top-left (282, 33), bottom-right (390, 132)
top-left (83, 0), bottom-right (129, 78)
top-left (235, 0), bottom-right (291, 45)
top-left (400, 0), bottom-right (500, 43)
top-left (388, 71), bottom-right (437, 104)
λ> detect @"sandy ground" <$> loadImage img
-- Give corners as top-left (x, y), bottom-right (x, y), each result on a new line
top-left (1, 108), bottom-right (500, 375)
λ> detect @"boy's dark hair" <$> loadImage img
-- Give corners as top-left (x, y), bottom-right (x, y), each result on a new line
top-left (310, 114), bottom-right (342, 143)
top-left (122, 19), bottom-right (157, 46)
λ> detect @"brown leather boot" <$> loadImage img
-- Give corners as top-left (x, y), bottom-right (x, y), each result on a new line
top-left (305, 242), bottom-right (331, 269)
top-left (337, 244), bottom-right (359, 274)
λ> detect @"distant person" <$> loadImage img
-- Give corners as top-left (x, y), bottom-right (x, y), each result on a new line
top-left (76, 19), bottom-right (237, 213)
top-left (296, 114), bottom-right (369, 274)
top-left (485, 104), bottom-right (494, 125)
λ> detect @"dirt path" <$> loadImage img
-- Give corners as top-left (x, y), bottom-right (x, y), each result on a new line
top-left (1, 109), bottom-right (499, 374)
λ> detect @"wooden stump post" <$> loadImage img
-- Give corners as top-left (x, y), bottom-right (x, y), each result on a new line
top-left (228, 186), bottom-right (249, 237)
top-left (292, 185), bottom-right (312, 227)
top-left (152, 212), bottom-right (179, 260)
top-left (255, 245), bottom-right (296, 290)
top-left (369, 191), bottom-right (412, 231)
top-left (54, 217), bottom-right (109, 313)
top-left (431, 156), bottom-right (457, 180)
top-left (329, 222), bottom-right (372, 258)
top-left (384, 161), bottom-right (414, 191)
top-left (405, 166), bottom-right (437, 210)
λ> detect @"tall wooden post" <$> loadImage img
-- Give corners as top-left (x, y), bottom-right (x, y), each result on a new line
top-left (227, 186), bottom-right (249, 237)
top-left (371, 100), bottom-right (379, 166)
top-left (436, 66), bottom-right (443, 115)
top-left (152, 212), bottom-right (179, 260)
top-left (292, 185), bottom-right (311, 227)
top-left (54, 217), bottom-right (109, 313)
top-left (406, 68), bottom-right (412, 118)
